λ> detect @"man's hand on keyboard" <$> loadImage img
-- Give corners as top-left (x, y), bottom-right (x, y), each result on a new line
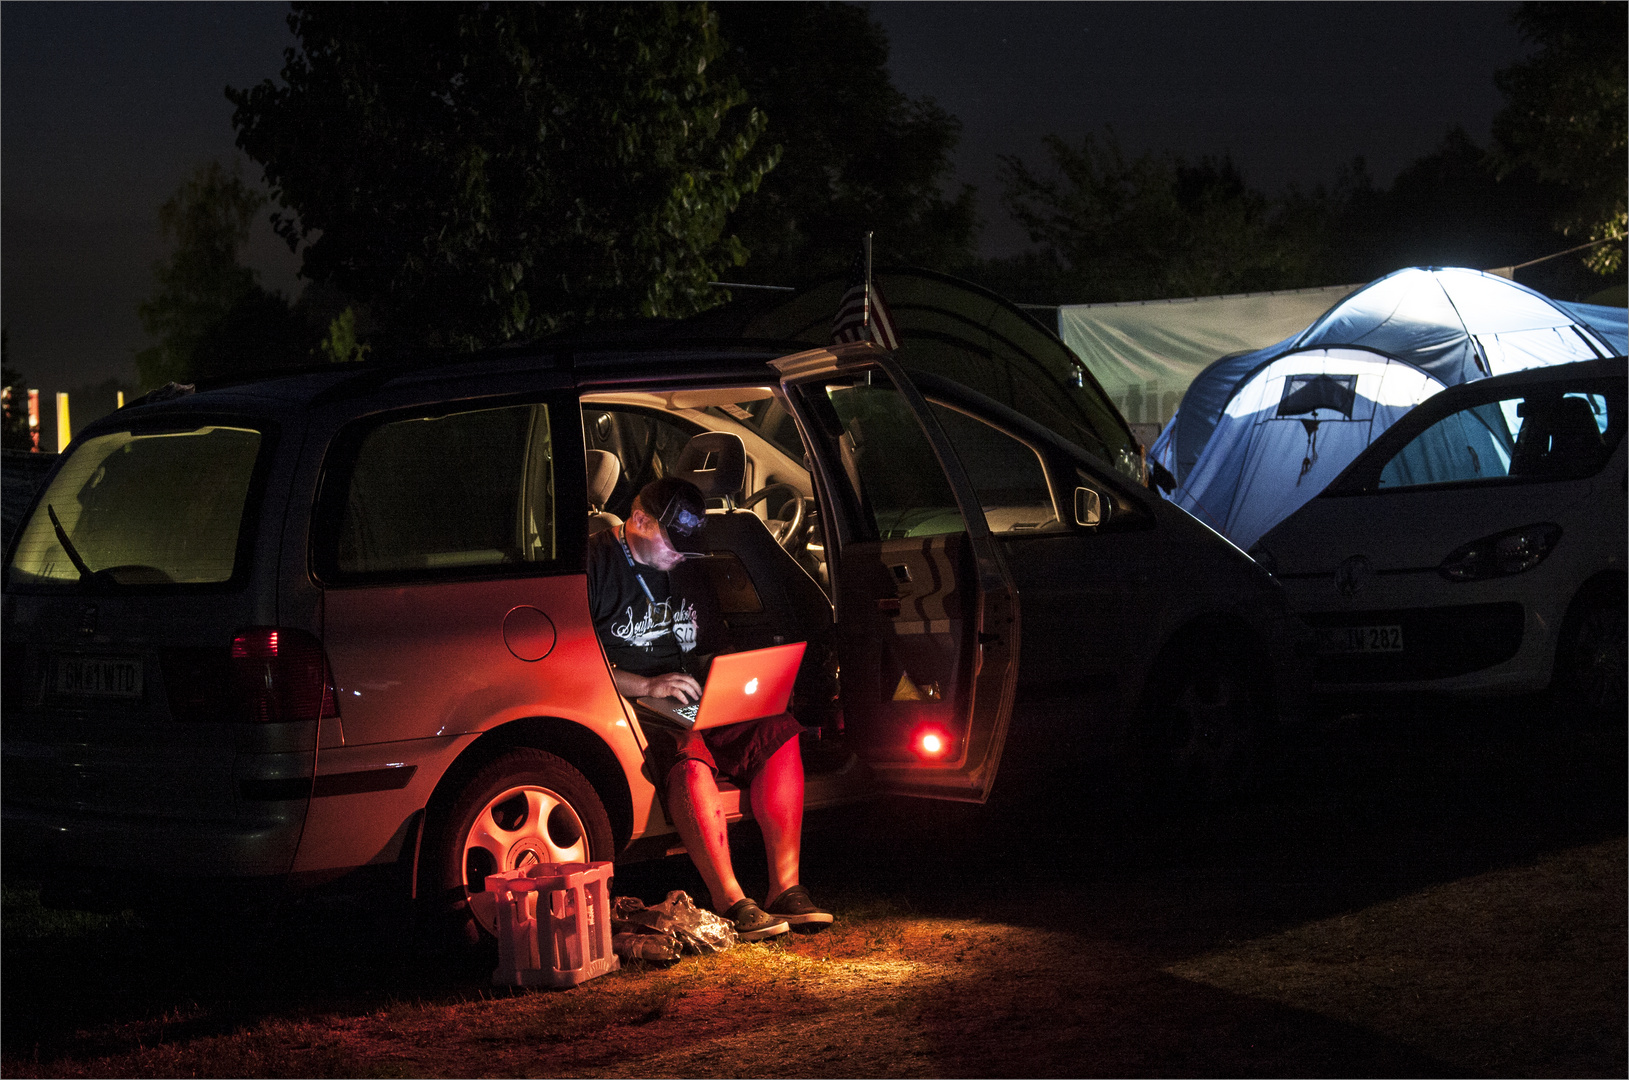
top-left (644, 670), bottom-right (702, 704)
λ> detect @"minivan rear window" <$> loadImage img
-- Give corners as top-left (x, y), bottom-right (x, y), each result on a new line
top-left (8, 425), bottom-right (263, 587)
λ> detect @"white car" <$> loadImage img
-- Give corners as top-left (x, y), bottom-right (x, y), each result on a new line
top-left (1253, 357), bottom-right (1626, 714)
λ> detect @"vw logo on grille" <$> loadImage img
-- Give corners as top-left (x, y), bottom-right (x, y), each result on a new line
top-left (1335, 555), bottom-right (1372, 598)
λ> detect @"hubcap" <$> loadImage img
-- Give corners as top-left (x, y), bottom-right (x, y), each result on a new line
top-left (461, 784), bottom-right (589, 915)
top-left (1574, 606), bottom-right (1628, 711)
top-left (1171, 672), bottom-right (1242, 769)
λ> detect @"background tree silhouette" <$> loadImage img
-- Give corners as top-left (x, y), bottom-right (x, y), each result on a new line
top-left (714, 2), bottom-right (977, 285)
top-left (988, 128), bottom-right (1340, 304)
top-left (135, 160), bottom-right (310, 388)
top-left (229, 2), bottom-right (775, 352)
top-left (1491, 0), bottom-right (1627, 276)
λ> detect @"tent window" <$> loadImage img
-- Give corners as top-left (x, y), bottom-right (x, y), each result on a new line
top-left (1277, 375), bottom-right (1356, 418)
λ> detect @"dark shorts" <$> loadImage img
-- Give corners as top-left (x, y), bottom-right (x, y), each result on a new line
top-left (639, 711), bottom-right (804, 795)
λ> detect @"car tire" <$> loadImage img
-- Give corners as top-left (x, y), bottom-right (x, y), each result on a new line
top-left (421, 747), bottom-right (614, 941)
top-left (1552, 587), bottom-right (1628, 724)
top-left (1136, 637), bottom-right (1273, 802)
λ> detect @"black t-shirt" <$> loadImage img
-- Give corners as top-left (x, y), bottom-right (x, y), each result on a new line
top-left (586, 527), bottom-right (720, 678)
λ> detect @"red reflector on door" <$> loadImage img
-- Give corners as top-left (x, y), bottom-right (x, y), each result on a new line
top-left (913, 725), bottom-right (952, 760)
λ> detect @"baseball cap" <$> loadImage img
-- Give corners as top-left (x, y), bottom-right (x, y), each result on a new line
top-left (638, 476), bottom-right (707, 538)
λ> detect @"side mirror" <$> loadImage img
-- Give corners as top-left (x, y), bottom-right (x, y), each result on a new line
top-left (1074, 486), bottom-right (1103, 527)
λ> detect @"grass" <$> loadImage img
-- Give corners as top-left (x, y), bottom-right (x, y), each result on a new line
top-left (3, 702), bottom-right (1623, 1076)
top-left (1166, 836), bottom-right (1628, 1078)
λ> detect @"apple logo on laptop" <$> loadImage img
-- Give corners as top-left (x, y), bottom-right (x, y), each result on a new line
top-left (744, 678), bottom-right (759, 695)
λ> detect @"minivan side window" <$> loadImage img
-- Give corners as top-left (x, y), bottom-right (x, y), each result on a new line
top-left (326, 403), bottom-right (559, 578)
top-left (929, 403), bottom-right (1059, 534)
top-left (822, 375), bottom-right (964, 539)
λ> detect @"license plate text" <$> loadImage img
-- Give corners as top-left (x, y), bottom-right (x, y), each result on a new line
top-left (55, 656), bottom-right (143, 698)
top-left (1315, 625), bottom-right (1404, 655)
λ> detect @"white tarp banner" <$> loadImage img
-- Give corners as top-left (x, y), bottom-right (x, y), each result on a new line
top-left (1057, 284), bottom-right (1360, 428)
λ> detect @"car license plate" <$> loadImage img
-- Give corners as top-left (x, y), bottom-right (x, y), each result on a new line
top-left (1315, 625), bottom-right (1404, 655)
top-left (54, 655), bottom-right (143, 699)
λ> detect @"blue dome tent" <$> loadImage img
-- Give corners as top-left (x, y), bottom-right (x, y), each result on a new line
top-left (1150, 268), bottom-right (1624, 549)
top-left (1164, 348), bottom-right (1445, 550)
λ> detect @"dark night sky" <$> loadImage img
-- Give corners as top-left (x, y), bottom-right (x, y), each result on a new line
top-left (1, 2), bottom-right (1529, 441)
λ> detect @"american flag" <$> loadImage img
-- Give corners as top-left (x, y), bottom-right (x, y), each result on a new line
top-left (830, 252), bottom-right (900, 351)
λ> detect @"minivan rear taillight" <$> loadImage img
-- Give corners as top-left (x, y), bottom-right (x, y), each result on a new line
top-left (230, 627), bottom-right (340, 723)
top-left (164, 630), bottom-right (339, 723)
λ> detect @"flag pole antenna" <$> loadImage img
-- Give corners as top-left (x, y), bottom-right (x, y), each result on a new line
top-left (863, 230), bottom-right (874, 337)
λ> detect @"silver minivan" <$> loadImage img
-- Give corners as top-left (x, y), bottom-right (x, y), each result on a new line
top-left (5, 301), bottom-right (1304, 931)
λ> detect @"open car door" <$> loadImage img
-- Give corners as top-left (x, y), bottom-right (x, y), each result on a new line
top-left (774, 343), bottom-right (1020, 802)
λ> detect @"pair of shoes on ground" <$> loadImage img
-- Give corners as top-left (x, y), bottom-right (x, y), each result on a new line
top-left (723, 885), bottom-right (833, 941)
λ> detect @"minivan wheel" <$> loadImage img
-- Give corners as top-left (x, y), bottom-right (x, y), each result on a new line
top-left (1137, 640), bottom-right (1271, 802)
top-left (423, 748), bottom-right (613, 940)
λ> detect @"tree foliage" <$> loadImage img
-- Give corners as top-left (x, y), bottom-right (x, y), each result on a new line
top-left (970, 123), bottom-right (1606, 305)
top-left (229, 2), bottom-right (775, 350)
top-left (713, 3), bottom-right (977, 284)
top-left (1338, 127), bottom-right (1600, 298)
top-left (992, 129), bottom-right (1339, 303)
top-left (1492, 1), bottom-right (1628, 274)
top-left (135, 161), bottom-right (294, 387)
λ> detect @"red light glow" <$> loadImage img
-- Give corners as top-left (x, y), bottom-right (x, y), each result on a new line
top-left (914, 726), bottom-right (951, 759)
top-left (229, 627), bottom-right (338, 722)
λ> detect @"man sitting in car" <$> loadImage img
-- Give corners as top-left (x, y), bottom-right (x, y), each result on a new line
top-left (587, 475), bottom-right (831, 940)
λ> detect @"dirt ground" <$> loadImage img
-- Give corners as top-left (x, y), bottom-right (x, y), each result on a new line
top-left (3, 696), bottom-right (1624, 1078)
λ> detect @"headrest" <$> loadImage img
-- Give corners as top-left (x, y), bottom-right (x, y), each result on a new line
top-left (585, 449), bottom-right (621, 509)
top-left (1520, 395), bottom-right (1603, 443)
top-left (1554, 395), bottom-right (1603, 440)
top-left (673, 431), bottom-right (746, 502)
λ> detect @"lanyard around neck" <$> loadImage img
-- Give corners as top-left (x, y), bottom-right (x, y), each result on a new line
top-left (618, 524), bottom-right (658, 604)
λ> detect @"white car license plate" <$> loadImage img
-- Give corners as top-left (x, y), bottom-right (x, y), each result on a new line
top-left (54, 655), bottom-right (144, 699)
top-left (1315, 625), bottom-right (1404, 655)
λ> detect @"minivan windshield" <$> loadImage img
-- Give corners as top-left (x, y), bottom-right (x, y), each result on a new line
top-left (7, 425), bottom-right (263, 588)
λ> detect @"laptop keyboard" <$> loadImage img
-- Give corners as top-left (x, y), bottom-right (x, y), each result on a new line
top-left (672, 702), bottom-right (700, 722)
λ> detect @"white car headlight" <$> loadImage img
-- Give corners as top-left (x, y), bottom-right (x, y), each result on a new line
top-left (1439, 523), bottom-right (1562, 582)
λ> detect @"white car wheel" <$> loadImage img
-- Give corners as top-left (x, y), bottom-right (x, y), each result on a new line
top-left (1555, 590), bottom-right (1628, 721)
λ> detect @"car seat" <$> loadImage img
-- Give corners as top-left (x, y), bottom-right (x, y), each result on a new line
top-left (1510, 395), bottom-right (1603, 478)
top-left (586, 449), bottom-right (623, 536)
top-left (670, 432), bottom-right (835, 720)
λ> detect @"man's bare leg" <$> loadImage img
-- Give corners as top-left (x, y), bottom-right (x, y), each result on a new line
top-left (749, 736), bottom-right (805, 902)
top-left (666, 759), bottom-right (745, 912)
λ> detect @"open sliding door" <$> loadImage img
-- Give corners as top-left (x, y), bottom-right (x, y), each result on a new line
top-left (775, 344), bottom-right (1019, 802)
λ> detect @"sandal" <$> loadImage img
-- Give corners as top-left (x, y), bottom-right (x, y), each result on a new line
top-left (723, 897), bottom-right (790, 941)
top-left (766, 884), bottom-right (834, 928)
